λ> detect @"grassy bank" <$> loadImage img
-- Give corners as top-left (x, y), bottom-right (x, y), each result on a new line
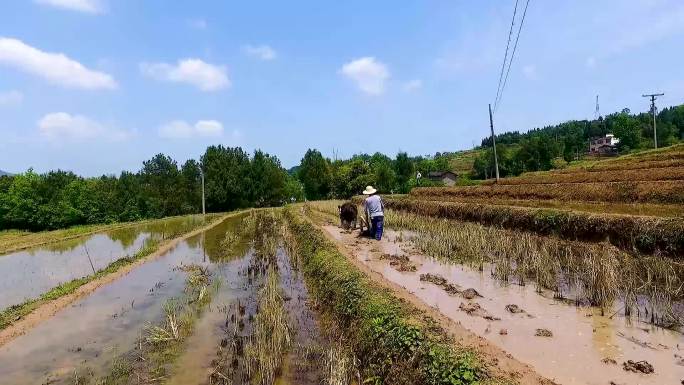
top-left (284, 207), bottom-right (486, 385)
top-left (377, 197), bottom-right (684, 258)
top-left (0, 215), bottom-right (224, 332)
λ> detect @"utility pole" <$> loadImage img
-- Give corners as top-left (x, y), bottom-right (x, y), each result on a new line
top-left (488, 104), bottom-right (500, 182)
top-left (642, 93), bottom-right (664, 149)
top-left (200, 169), bottom-right (206, 215)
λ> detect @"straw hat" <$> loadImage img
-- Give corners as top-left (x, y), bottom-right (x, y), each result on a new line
top-left (362, 185), bottom-right (377, 195)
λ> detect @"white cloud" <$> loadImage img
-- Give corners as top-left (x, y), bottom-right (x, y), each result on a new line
top-left (243, 45), bottom-right (277, 61)
top-left (522, 65), bottom-right (538, 80)
top-left (0, 90), bottom-right (23, 106)
top-left (188, 18), bottom-right (207, 30)
top-left (585, 56), bottom-right (596, 68)
top-left (158, 120), bottom-right (225, 139)
top-left (140, 59), bottom-right (230, 91)
top-left (34, 0), bottom-right (104, 14)
top-left (340, 57), bottom-right (389, 95)
top-left (403, 79), bottom-right (422, 92)
top-left (0, 37), bottom-right (117, 90)
top-left (195, 120), bottom-right (224, 136)
top-left (37, 112), bottom-right (130, 142)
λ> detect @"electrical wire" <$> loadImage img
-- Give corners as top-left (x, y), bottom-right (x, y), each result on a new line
top-left (494, 0), bottom-right (531, 113)
top-left (494, 0), bottom-right (519, 111)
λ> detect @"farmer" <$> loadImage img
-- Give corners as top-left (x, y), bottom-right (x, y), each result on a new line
top-left (362, 185), bottom-right (384, 241)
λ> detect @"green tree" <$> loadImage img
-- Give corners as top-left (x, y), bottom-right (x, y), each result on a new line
top-left (611, 111), bottom-right (641, 151)
top-left (201, 146), bottom-right (252, 211)
top-left (140, 153), bottom-right (183, 217)
top-left (250, 150), bottom-right (288, 207)
top-left (298, 149), bottom-right (332, 200)
top-left (394, 152), bottom-right (414, 193)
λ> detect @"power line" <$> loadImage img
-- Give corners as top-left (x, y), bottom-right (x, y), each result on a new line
top-left (494, 0), bottom-right (531, 113)
top-left (494, 0), bottom-right (519, 109)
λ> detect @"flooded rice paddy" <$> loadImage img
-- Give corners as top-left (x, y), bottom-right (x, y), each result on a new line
top-left (0, 215), bottom-right (207, 310)
top-left (323, 225), bottom-right (684, 385)
top-left (0, 212), bottom-right (329, 385)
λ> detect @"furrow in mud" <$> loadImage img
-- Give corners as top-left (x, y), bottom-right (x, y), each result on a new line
top-left (320, 224), bottom-right (684, 385)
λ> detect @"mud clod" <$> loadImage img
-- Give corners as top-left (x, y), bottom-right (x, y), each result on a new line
top-left (461, 288), bottom-right (481, 299)
top-left (382, 253), bottom-right (417, 272)
top-left (505, 304), bottom-right (525, 314)
top-left (535, 328), bottom-right (553, 337)
top-left (420, 273), bottom-right (461, 295)
top-left (420, 273), bottom-right (448, 286)
top-left (459, 302), bottom-right (501, 321)
top-left (459, 302), bottom-right (482, 315)
top-left (622, 360), bottom-right (654, 374)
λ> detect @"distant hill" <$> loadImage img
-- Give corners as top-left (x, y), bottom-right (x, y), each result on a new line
top-left (0, 170), bottom-right (12, 177)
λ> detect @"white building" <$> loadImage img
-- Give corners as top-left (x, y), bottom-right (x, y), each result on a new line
top-left (589, 134), bottom-right (620, 154)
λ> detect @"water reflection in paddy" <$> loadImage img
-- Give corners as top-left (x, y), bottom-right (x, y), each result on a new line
top-left (0, 215), bottom-right (207, 310)
top-left (0, 214), bottom-right (246, 385)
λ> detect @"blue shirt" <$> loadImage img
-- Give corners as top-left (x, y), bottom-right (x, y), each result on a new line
top-left (363, 195), bottom-right (384, 218)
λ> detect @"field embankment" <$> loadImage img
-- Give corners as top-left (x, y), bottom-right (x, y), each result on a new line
top-left (375, 197), bottom-right (684, 258)
top-left (481, 166), bottom-right (684, 185)
top-left (411, 180), bottom-right (684, 204)
top-left (285, 207), bottom-right (531, 385)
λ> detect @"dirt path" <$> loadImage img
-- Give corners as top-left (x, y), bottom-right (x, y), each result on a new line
top-left (0, 214), bottom-right (231, 348)
top-left (314, 221), bottom-right (555, 385)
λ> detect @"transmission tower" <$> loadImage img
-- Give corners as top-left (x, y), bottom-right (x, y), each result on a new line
top-left (594, 95), bottom-right (600, 119)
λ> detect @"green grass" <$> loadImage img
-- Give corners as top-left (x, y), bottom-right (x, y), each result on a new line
top-left (284, 207), bottom-right (486, 385)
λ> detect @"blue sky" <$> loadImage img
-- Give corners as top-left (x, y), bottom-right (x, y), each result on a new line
top-left (1, 0), bottom-right (683, 176)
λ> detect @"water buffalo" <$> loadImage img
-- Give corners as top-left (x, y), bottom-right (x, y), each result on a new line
top-left (338, 202), bottom-right (358, 230)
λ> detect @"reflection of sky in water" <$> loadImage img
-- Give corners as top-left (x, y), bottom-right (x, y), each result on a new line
top-left (0, 215), bottom-right (207, 310)
top-left (0, 214), bottom-right (252, 385)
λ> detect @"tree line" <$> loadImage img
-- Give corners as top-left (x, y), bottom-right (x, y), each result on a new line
top-left (1, 146), bottom-right (464, 231)
top-left (293, 149), bottom-right (459, 200)
top-left (0, 146), bottom-right (301, 231)
top-left (472, 104), bottom-right (684, 179)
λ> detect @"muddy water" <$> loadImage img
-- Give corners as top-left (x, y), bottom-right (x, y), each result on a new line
top-left (0, 215), bottom-right (208, 310)
top-left (0, 215), bottom-right (238, 385)
top-left (167, 245), bottom-right (327, 385)
top-left (276, 246), bottom-right (326, 385)
top-left (166, 252), bottom-right (256, 385)
top-left (323, 225), bottom-right (684, 385)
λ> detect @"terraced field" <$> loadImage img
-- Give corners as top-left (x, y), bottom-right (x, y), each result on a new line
top-left (310, 145), bottom-right (684, 383)
top-left (305, 199), bottom-right (684, 385)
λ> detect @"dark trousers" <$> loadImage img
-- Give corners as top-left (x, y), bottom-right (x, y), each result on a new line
top-left (370, 216), bottom-right (384, 241)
